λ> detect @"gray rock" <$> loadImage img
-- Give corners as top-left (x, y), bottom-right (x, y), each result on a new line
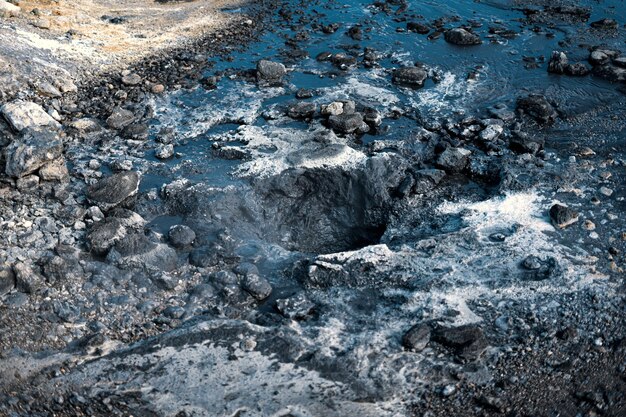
top-left (36, 82), bottom-right (62, 98)
top-left (16, 175), bottom-right (40, 191)
top-left (565, 63), bottom-right (590, 76)
top-left (0, 266), bottom-right (15, 296)
top-left (521, 255), bottom-right (560, 280)
top-left (155, 144), bottom-right (175, 159)
top-left (276, 294), bottom-right (315, 319)
top-left (479, 124), bottom-right (503, 141)
top-left (121, 73), bottom-right (142, 86)
top-left (392, 67), bottom-right (428, 88)
top-left (107, 233), bottom-right (178, 272)
top-left (87, 171), bottom-right (140, 211)
top-left (168, 225), bottom-right (196, 248)
top-left (4, 128), bottom-right (63, 178)
top-left (38, 159), bottom-right (69, 181)
top-left (548, 51), bottom-right (568, 74)
top-left (516, 94), bottom-right (557, 124)
top-left (589, 50), bottom-right (610, 66)
top-left (242, 274), bottom-right (272, 301)
top-left (1, 101), bottom-right (60, 132)
top-left (287, 102), bottom-right (317, 119)
top-left (0, 0), bottom-right (20, 17)
top-left (13, 262), bottom-right (44, 294)
top-left (508, 131), bottom-right (544, 154)
top-left (436, 147), bottom-right (470, 173)
top-left (444, 28), bottom-right (482, 45)
top-left (433, 324), bottom-right (488, 360)
top-left (163, 306), bottom-right (185, 319)
top-left (256, 60), bottom-right (286, 84)
top-left (549, 204), bottom-right (579, 229)
top-left (328, 112), bottom-right (368, 134)
top-left (402, 324), bottom-right (431, 351)
top-left (106, 107), bottom-right (135, 130)
top-left (87, 218), bottom-right (127, 255)
top-left (407, 22), bottom-right (430, 34)
top-left (590, 18), bottom-right (618, 30)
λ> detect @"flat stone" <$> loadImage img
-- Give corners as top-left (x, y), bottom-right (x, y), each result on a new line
top-left (106, 107), bottom-right (135, 130)
top-left (433, 324), bottom-right (488, 360)
top-left (392, 67), bottom-right (428, 88)
top-left (402, 323), bottom-right (431, 351)
top-left (1, 101), bottom-right (60, 132)
top-left (549, 204), bottom-right (579, 229)
top-left (87, 171), bottom-right (140, 211)
top-left (444, 28), bottom-right (482, 45)
top-left (4, 128), bottom-right (63, 178)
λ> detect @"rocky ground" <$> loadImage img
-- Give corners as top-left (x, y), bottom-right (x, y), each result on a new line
top-left (0, 0), bottom-right (625, 416)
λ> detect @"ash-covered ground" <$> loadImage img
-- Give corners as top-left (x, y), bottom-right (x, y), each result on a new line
top-left (0, 0), bottom-right (625, 416)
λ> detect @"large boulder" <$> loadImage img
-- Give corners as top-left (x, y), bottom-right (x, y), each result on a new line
top-left (392, 67), bottom-right (428, 88)
top-left (106, 107), bottom-right (136, 130)
top-left (444, 28), bottom-right (482, 45)
top-left (328, 112), bottom-right (368, 134)
top-left (516, 94), bottom-right (557, 124)
top-left (256, 60), bottom-right (286, 84)
top-left (1, 101), bottom-right (60, 132)
top-left (0, 0), bottom-right (20, 17)
top-left (4, 128), bottom-right (63, 178)
top-left (87, 171), bottom-right (140, 211)
top-left (106, 233), bottom-right (178, 272)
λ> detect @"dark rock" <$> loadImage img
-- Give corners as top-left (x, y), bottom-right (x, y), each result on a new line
top-left (287, 102), bottom-right (317, 120)
top-left (4, 128), bottom-right (63, 178)
top-left (316, 51), bottom-right (333, 62)
top-left (168, 225), bottom-right (196, 248)
top-left (549, 204), bottom-right (579, 228)
top-left (402, 324), bottom-right (431, 351)
top-left (328, 112), bottom-right (368, 134)
top-left (516, 94), bottom-right (557, 124)
top-left (363, 107), bottom-right (383, 127)
top-left (120, 123), bottom-right (149, 141)
top-left (589, 50), bottom-right (611, 66)
top-left (565, 63), bottom-right (590, 76)
top-left (106, 107), bottom-right (135, 130)
top-left (330, 53), bottom-right (358, 70)
top-left (433, 324), bottom-right (488, 360)
top-left (547, 51), bottom-right (568, 74)
top-left (189, 247), bottom-right (219, 268)
top-left (87, 171), bottom-right (140, 211)
top-left (107, 233), bottom-right (178, 272)
top-left (413, 169), bottom-right (446, 193)
top-left (444, 28), bottom-right (482, 46)
top-left (13, 262), bottom-right (44, 294)
top-left (590, 18), bottom-right (618, 30)
top-left (508, 131), bottom-right (544, 154)
top-left (0, 266), bottom-right (15, 296)
top-left (392, 67), bottom-right (428, 88)
top-left (436, 147), bottom-right (470, 173)
top-left (407, 22), bottom-right (430, 34)
top-left (276, 294), bottom-right (315, 319)
top-left (242, 274), bottom-right (272, 300)
top-left (521, 255), bottom-right (560, 280)
top-left (87, 218), bottom-right (127, 255)
top-left (163, 306), bottom-right (185, 319)
top-left (593, 64), bottom-right (626, 83)
top-left (295, 88), bottom-right (314, 99)
top-left (256, 60), bottom-right (286, 84)
top-left (346, 26), bottom-right (363, 40)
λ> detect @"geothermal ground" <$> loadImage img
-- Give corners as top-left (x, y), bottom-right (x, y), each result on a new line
top-left (0, 0), bottom-right (625, 416)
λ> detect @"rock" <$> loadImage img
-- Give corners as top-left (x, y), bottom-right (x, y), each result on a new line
top-left (590, 18), bottom-right (618, 30)
top-left (31, 18), bottom-right (50, 29)
top-left (548, 51), bottom-right (568, 74)
top-left (614, 57), bottom-right (626, 68)
top-left (287, 102), bottom-right (317, 119)
top-left (489, 104), bottom-right (516, 122)
top-left (330, 53), bottom-right (358, 70)
top-left (38, 159), bottom-right (69, 181)
top-left (295, 88), bottom-right (314, 99)
top-left (363, 107), bottom-right (383, 127)
top-left (0, 0), bottom-right (20, 17)
top-left (516, 94), bottom-right (557, 124)
top-left (328, 112), bottom-right (368, 134)
top-left (86, 206), bottom-right (105, 222)
top-left (242, 274), bottom-right (273, 300)
top-left (87, 218), bottom-right (127, 255)
top-left (549, 204), bottom-right (579, 229)
top-left (392, 67), bottom-right (428, 88)
top-left (508, 131), bottom-right (544, 154)
top-left (121, 73), bottom-right (142, 86)
top-left (413, 169), bottom-right (446, 193)
top-left (436, 147), bottom-right (470, 173)
top-left (444, 28), bottom-right (482, 45)
top-left (155, 144), bottom-right (175, 159)
top-left (151, 84), bottom-right (165, 94)
top-left (479, 124), bottom-right (503, 141)
top-left (13, 262), bottom-right (44, 294)
top-left (87, 171), bottom-right (140, 211)
top-left (36, 82), bottom-right (62, 98)
top-left (407, 22), bottom-right (430, 34)
top-left (121, 123), bottom-right (149, 141)
top-left (521, 255), bottom-right (560, 280)
top-left (276, 294), bottom-right (315, 319)
top-left (1, 101), bottom-right (60, 132)
top-left (0, 266), bottom-right (15, 296)
top-left (321, 102), bottom-right (345, 116)
top-left (163, 306), bottom-right (185, 319)
top-left (16, 175), bottom-right (39, 191)
top-left (168, 225), bottom-right (196, 248)
top-left (256, 60), bottom-right (286, 84)
top-left (433, 324), bottom-right (488, 360)
top-left (4, 128), bottom-right (63, 178)
top-left (106, 107), bottom-right (135, 130)
top-left (565, 63), bottom-right (590, 76)
top-left (599, 186), bottom-right (613, 197)
top-left (68, 118), bottom-right (102, 135)
top-left (589, 50), bottom-right (610, 66)
top-left (402, 324), bottom-right (431, 351)
top-left (107, 233), bottom-right (178, 272)
top-left (593, 64), bottom-right (626, 83)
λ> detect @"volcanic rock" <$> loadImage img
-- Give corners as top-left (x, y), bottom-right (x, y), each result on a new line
top-left (444, 28), bottom-right (482, 45)
top-left (87, 171), bottom-right (140, 211)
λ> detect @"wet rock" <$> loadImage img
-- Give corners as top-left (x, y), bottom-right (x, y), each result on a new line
top-left (242, 274), bottom-right (272, 301)
top-left (547, 51), bottom-right (568, 74)
top-left (549, 204), bottom-right (579, 229)
top-left (346, 25), bottom-right (363, 40)
top-left (413, 169), bottom-right (446, 193)
top-left (1, 101), bottom-right (60, 132)
top-left (330, 53), bottom-right (358, 70)
top-left (107, 233), bottom-right (178, 272)
top-left (590, 18), bottom-right (618, 30)
top-left (589, 50), bottom-right (611, 66)
top-left (38, 159), bottom-right (69, 181)
top-left (521, 255), bottom-right (560, 280)
top-left (444, 28), bottom-right (482, 46)
top-left (87, 218), bottom-right (127, 255)
top-left (478, 124), bottom-right (503, 141)
top-left (614, 57), bottom-right (626, 68)
top-left (516, 94), bottom-right (557, 124)
top-left (0, 266), bottom-right (15, 296)
top-left (256, 60), bottom-right (286, 84)
top-left (189, 247), bottom-right (219, 268)
top-left (287, 102), bottom-right (317, 120)
top-left (565, 63), bottom-right (590, 76)
top-left (593, 64), bottom-right (626, 83)
top-left (155, 144), bottom-right (175, 159)
top-left (168, 225), bottom-right (196, 248)
top-left (68, 118), bottom-right (102, 135)
top-left (407, 22), bottom-right (430, 34)
top-left (363, 107), bottom-right (383, 128)
top-left (13, 262), bottom-right (44, 294)
top-left (87, 171), bottom-right (140, 211)
top-left (488, 104), bottom-right (516, 122)
top-left (436, 147), bottom-right (470, 173)
top-left (276, 294), bottom-right (315, 319)
top-left (508, 131), bottom-right (544, 154)
top-left (0, 0), bottom-right (21, 17)
top-left (328, 112), bottom-right (368, 134)
top-left (106, 107), bottom-right (135, 130)
top-left (295, 88), bottom-right (314, 99)
top-left (321, 101), bottom-right (346, 116)
top-left (121, 123), bottom-right (149, 141)
top-left (433, 324), bottom-right (488, 360)
top-left (392, 67), bottom-right (428, 88)
top-left (316, 51), bottom-right (333, 62)
top-left (402, 324), bottom-right (431, 352)
top-left (4, 128), bottom-right (63, 178)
